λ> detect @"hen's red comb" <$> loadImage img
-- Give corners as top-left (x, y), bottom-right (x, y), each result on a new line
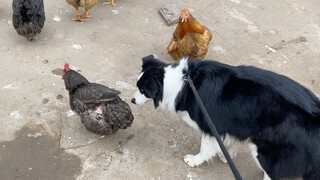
top-left (181, 8), bottom-right (188, 14)
top-left (64, 63), bottom-right (69, 70)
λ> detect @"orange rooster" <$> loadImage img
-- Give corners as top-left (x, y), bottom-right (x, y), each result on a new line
top-left (167, 9), bottom-right (212, 60)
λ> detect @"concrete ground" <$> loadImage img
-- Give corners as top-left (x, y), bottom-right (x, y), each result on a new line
top-left (0, 0), bottom-right (319, 179)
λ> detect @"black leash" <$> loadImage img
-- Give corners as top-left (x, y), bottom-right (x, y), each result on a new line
top-left (185, 76), bottom-right (243, 180)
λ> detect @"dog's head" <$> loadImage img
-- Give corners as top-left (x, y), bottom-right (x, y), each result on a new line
top-left (131, 55), bottom-right (167, 108)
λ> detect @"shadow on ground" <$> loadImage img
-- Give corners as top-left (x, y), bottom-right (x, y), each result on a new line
top-left (0, 125), bottom-right (81, 180)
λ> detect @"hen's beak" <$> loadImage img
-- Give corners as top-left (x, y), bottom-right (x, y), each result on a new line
top-left (181, 16), bottom-right (188, 23)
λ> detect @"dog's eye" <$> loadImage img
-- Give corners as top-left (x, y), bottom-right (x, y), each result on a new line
top-left (140, 89), bottom-right (145, 94)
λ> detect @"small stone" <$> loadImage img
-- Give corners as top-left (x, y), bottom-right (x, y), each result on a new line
top-left (229, 0), bottom-right (241, 4)
top-left (42, 98), bottom-right (49, 104)
top-left (168, 139), bottom-right (177, 147)
top-left (187, 171), bottom-right (199, 179)
top-left (66, 110), bottom-right (76, 117)
top-left (53, 15), bottom-right (61, 22)
top-left (126, 134), bottom-right (135, 140)
top-left (159, 4), bottom-right (183, 26)
top-left (56, 94), bottom-right (63, 99)
top-left (311, 80), bottom-right (315, 84)
top-left (299, 36), bottom-right (307, 42)
top-left (111, 10), bottom-right (119, 14)
top-left (10, 111), bottom-right (23, 119)
top-left (72, 44), bottom-right (82, 50)
top-left (3, 84), bottom-right (19, 89)
top-left (43, 59), bottom-right (49, 64)
top-left (269, 30), bottom-right (276, 35)
top-left (115, 81), bottom-right (133, 89)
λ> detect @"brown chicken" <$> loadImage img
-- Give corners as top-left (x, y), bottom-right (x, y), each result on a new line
top-left (66, 0), bottom-right (98, 22)
top-left (167, 9), bottom-right (212, 60)
top-left (104, 0), bottom-right (115, 6)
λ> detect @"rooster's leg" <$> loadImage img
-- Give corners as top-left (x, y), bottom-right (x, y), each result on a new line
top-left (104, 0), bottom-right (115, 6)
top-left (72, 7), bottom-right (85, 22)
top-left (82, 8), bottom-right (92, 18)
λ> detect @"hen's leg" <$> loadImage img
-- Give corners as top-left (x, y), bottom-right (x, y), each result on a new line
top-left (82, 8), bottom-right (92, 18)
top-left (72, 7), bottom-right (85, 22)
top-left (104, 0), bottom-right (115, 6)
top-left (248, 143), bottom-right (272, 180)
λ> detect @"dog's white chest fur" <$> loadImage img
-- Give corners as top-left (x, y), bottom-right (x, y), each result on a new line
top-left (159, 58), bottom-right (200, 130)
top-left (159, 58), bottom-right (188, 112)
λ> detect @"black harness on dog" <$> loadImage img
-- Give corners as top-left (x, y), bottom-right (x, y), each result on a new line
top-left (185, 75), bottom-right (243, 180)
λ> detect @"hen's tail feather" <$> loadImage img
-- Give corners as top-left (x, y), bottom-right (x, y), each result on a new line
top-left (15, 22), bottom-right (42, 40)
top-left (104, 97), bottom-right (134, 131)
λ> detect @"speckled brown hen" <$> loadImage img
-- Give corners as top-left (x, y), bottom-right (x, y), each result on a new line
top-left (62, 63), bottom-right (134, 135)
top-left (66, 0), bottom-right (98, 21)
top-left (167, 9), bottom-right (212, 60)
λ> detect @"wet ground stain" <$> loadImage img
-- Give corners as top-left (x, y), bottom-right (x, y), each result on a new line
top-left (0, 125), bottom-right (81, 180)
top-left (52, 68), bottom-right (63, 76)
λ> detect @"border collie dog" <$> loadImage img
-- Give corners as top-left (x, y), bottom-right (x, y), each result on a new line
top-left (131, 55), bottom-right (320, 180)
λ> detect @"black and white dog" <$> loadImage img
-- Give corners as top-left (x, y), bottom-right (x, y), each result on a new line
top-left (131, 55), bottom-right (320, 180)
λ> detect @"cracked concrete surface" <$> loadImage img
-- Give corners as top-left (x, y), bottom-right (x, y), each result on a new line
top-left (0, 0), bottom-right (320, 179)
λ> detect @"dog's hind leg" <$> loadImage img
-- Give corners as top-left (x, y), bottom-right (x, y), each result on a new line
top-left (184, 134), bottom-right (220, 167)
top-left (248, 143), bottom-right (272, 180)
top-left (303, 171), bottom-right (320, 180)
top-left (217, 134), bottom-right (240, 163)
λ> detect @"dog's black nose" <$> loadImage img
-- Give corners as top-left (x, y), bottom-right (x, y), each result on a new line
top-left (131, 98), bottom-right (136, 104)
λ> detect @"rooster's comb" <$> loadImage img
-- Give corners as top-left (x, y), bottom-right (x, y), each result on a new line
top-left (64, 63), bottom-right (69, 70)
top-left (181, 8), bottom-right (188, 13)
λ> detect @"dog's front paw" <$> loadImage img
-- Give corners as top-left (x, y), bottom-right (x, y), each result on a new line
top-left (184, 154), bottom-right (204, 167)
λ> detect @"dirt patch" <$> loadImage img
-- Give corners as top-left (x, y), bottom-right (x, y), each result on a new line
top-left (0, 125), bottom-right (81, 180)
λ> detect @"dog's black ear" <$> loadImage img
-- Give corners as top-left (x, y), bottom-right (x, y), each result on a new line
top-left (153, 79), bottom-right (163, 109)
top-left (142, 54), bottom-right (155, 65)
top-left (143, 76), bottom-right (163, 109)
top-left (153, 99), bottom-right (160, 108)
top-left (144, 86), bottom-right (160, 108)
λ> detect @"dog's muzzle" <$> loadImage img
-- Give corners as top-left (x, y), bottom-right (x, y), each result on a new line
top-left (131, 91), bottom-right (149, 105)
